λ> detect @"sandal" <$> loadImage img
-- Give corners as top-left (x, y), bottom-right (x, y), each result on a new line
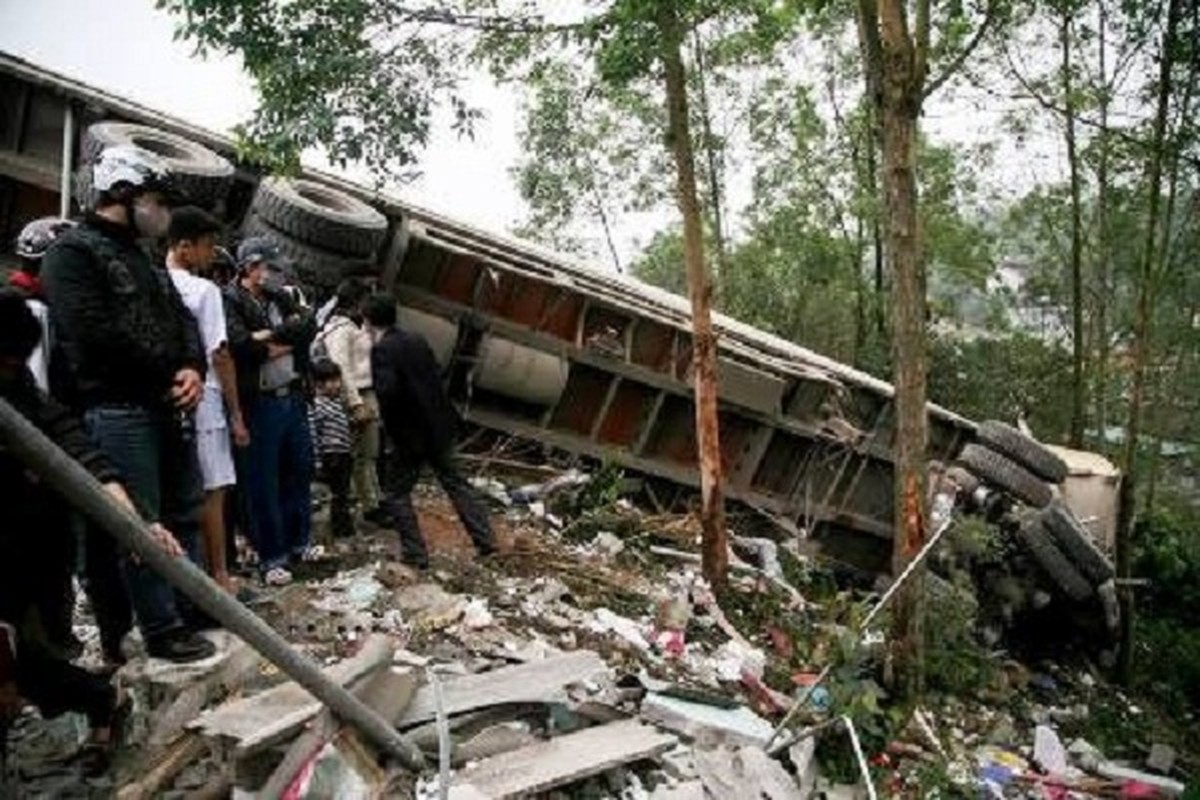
top-left (264, 567), bottom-right (293, 586)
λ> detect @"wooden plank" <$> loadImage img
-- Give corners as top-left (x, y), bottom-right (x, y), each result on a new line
top-left (448, 720), bottom-right (677, 799)
top-left (189, 634), bottom-right (393, 755)
top-left (116, 733), bottom-right (208, 800)
top-left (398, 650), bottom-right (607, 727)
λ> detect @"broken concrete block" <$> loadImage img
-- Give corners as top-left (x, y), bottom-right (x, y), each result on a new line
top-left (1146, 742), bottom-right (1176, 775)
top-left (593, 531), bottom-right (626, 557)
top-left (1067, 737), bottom-right (1103, 772)
top-left (448, 719), bottom-right (676, 799)
top-left (461, 598), bottom-right (495, 630)
top-left (641, 692), bottom-right (774, 749)
top-left (648, 780), bottom-right (706, 800)
top-left (1033, 725), bottom-right (1067, 775)
top-left (587, 608), bottom-right (651, 651)
top-left (789, 735), bottom-right (817, 798)
top-left (712, 640), bottom-right (766, 682)
top-left (1097, 761), bottom-right (1185, 796)
top-left (693, 744), bottom-right (804, 800)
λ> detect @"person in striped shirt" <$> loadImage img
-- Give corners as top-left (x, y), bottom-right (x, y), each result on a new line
top-left (309, 359), bottom-right (355, 539)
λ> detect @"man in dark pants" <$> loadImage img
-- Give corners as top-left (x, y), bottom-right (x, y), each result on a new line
top-left (223, 237), bottom-right (317, 586)
top-left (14, 216), bottom-right (133, 667)
top-left (0, 289), bottom-right (184, 761)
top-left (41, 145), bottom-right (215, 663)
top-left (363, 294), bottom-right (496, 568)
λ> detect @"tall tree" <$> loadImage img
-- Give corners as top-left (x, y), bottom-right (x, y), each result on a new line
top-left (855, 0), bottom-right (996, 698)
top-left (1115, 0), bottom-right (1182, 683)
top-left (657, 4), bottom-right (728, 589)
top-left (1059, 1), bottom-right (1087, 448)
top-left (1092, 0), bottom-right (1113, 445)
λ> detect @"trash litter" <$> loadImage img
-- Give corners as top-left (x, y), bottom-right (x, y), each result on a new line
top-left (588, 607), bottom-right (652, 651)
top-left (461, 597), bottom-right (495, 630)
top-left (509, 468), bottom-right (590, 504)
top-left (712, 640), bottom-right (766, 682)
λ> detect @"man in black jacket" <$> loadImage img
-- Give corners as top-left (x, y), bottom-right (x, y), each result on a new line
top-left (363, 294), bottom-right (495, 569)
top-left (41, 145), bottom-right (214, 663)
top-left (0, 289), bottom-right (181, 758)
top-left (223, 236), bottom-right (317, 586)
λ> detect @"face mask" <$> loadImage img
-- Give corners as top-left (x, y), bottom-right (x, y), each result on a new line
top-left (132, 197), bottom-right (171, 239)
top-left (261, 268), bottom-right (286, 293)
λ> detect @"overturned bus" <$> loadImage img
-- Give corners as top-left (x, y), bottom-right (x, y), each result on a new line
top-left (0, 53), bottom-right (1117, 608)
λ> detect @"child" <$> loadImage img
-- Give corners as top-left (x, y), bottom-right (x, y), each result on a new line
top-left (309, 359), bottom-right (355, 539)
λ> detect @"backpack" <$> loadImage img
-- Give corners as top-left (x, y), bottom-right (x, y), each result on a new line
top-left (311, 314), bottom-right (351, 363)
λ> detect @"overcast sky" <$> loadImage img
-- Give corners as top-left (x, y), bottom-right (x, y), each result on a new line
top-left (0, 0), bottom-right (1067, 266)
top-left (0, 0), bottom-right (529, 238)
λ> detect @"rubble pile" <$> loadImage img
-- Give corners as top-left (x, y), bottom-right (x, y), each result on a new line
top-left (3, 461), bottom-right (1194, 799)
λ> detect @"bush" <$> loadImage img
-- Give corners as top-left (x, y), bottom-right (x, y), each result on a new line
top-left (1132, 500), bottom-right (1200, 716)
top-left (1135, 505), bottom-right (1200, 624)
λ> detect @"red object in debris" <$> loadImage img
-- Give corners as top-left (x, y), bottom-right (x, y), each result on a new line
top-left (740, 671), bottom-right (789, 716)
top-left (792, 671), bottom-right (821, 687)
top-left (1039, 782), bottom-right (1069, 800)
top-left (766, 626), bottom-right (793, 659)
top-left (1120, 782), bottom-right (1163, 799)
top-left (654, 629), bottom-right (686, 658)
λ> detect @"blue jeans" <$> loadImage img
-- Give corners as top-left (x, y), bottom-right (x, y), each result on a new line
top-left (244, 394), bottom-right (314, 570)
top-left (84, 405), bottom-right (203, 639)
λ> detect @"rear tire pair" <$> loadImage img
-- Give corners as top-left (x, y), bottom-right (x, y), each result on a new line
top-left (240, 177), bottom-right (389, 300)
top-left (955, 422), bottom-right (1111, 604)
top-left (76, 121), bottom-right (234, 209)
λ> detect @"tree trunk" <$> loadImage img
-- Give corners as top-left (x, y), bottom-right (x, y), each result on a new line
top-left (692, 26), bottom-right (727, 277)
top-left (856, 0), bottom-right (887, 355)
top-left (659, 7), bottom-right (728, 591)
top-left (1061, 8), bottom-right (1086, 448)
top-left (1115, 0), bottom-right (1180, 685)
top-left (1094, 0), bottom-right (1111, 447)
top-left (854, 199), bottom-right (868, 365)
top-left (876, 0), bottom-right (928, 701)
top-left (583, 150), bottom-right (624, 273)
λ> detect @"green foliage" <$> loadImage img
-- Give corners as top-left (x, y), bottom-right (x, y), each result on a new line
top-left (1135, 504), bottom-right (1200, 624)
top-left (159, 0), bottom-right (474, 178)
top-left (509, 58), bottom-right (669, 263)
top-left (928, 332), bottom-right (1075, 441)
top-left (923, 574), bottom-right (997, 696)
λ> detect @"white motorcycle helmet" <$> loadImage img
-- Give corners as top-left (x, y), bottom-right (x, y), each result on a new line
top-left (15, 217), bottom-right (77, 261)
top-left (90, 144), bottom-right (173, 203)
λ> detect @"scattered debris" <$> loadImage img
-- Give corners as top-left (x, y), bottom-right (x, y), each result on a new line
top-left (445, 719), bottom-right (676, 799)
top-left (8, 454), bottom-right (1195, 799)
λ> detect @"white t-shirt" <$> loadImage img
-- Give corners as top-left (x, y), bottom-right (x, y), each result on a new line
top-left (169, 268), bottom-right (228, 431)
top-left (25, 298), bottom-right (51, 393)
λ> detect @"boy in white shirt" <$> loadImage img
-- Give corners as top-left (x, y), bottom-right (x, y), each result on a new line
top-left (165, 207), bottom-right (248, 592)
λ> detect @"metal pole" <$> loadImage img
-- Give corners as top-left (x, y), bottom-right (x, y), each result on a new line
top-left (842, 715), bottom-right (879, 800)
top-left (59, 104), bottom-right (75, 219)
top-left (859, 513), bottom-right (954, 630)
top-left (766, 512), bottom-right (955, 755)
top-left (0, 397), bottom-right (424, 770)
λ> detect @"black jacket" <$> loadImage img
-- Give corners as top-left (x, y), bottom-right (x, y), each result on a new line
top-left (41, 215), bottom-right (205, 409)
top-left (222, 281), bottom-right (316, 407)
top-left (371, 327), bottom-right (458, 458)
top-left (1, 368), bottom-right (121, 617)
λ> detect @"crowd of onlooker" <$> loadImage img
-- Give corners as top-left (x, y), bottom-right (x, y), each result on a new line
top-left (0, 144), bottom-right (496, 767)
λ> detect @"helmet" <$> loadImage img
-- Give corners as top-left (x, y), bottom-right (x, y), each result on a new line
top-left (91, 145), bottom-right (172, 196)
top-left (15, 217), bottom-right (77, 260)
top-left (236, 236), bottom-right (290, 271)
